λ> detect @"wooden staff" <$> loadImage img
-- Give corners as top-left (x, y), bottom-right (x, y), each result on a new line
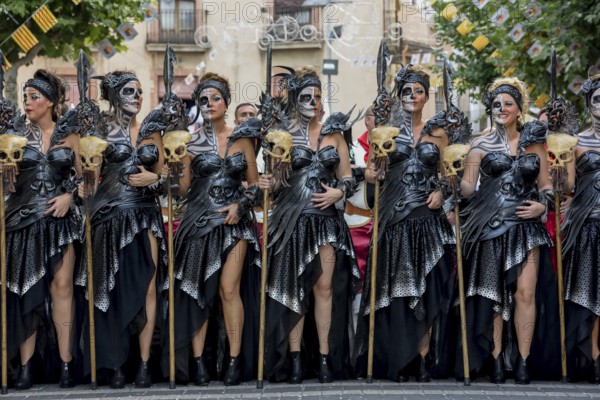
top-left (1, 168), bottom-right (6, 395)
top-left (84, 197), bottom-right (97, 389)
top-left (257, 161), bottom-right (270, 389)
top-left (366, 179), bottom-right (380, 383)
top-left (450, 175), bottom-right (471, 386)
top-left (553, 167), bottom-right (568, 382)
top-left (167, 172), bottom-right (176, 389)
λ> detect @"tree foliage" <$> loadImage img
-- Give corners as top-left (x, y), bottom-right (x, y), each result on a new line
top-left (431, 0), bottom-right (600, 114)
top-left (0, 0), bottom-right (147, 101)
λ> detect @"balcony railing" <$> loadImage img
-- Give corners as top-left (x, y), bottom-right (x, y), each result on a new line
top-left (260, 8), bottom-right (322, 49)
top-left (146, 9), bottom-right (201, 45)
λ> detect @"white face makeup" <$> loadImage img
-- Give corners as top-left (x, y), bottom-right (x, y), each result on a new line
top-left (198, 87), bottom-right (226, 121)
top-left (491, 93), bottom-right (520, 126)
top-left (297, 86), bottom-right (322, 119)
top-left (590, 87), bottom-right (600, 120)
top-left (400, 82), bottom-right (427, 113)
top-left (119, 80), bottom-right (142, 115)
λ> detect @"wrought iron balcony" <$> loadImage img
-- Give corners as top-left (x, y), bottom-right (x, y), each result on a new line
top-left (146, 9), bottom-right (200, 45)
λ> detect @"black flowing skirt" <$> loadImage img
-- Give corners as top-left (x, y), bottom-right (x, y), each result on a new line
top-left (161, 217), bottom-right (260, 383)
top-left (264, 213), bottom-right (360, 382)
top-left (3, 213), bottom-right (80, 384)
top-left (565, 218), bottom-right (600, 378)
top-left (354, 210), bottom-right (456, 380)
top-left (76, 206), bottom-right (166, 374)
top-left (456, 221), bottom-right (560, 380)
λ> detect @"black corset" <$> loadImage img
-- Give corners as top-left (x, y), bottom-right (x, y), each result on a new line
top-left (188, 151), bottom-right (247, 207)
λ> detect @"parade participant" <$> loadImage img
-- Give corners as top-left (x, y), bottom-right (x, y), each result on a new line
top-left (234, 102), bottom-right (257, 125)
top-left (358, 64), bottom-right (455, 382)
top-left (459, 77), bottom-right (554, 384)
top-left (164, 72), bottom-right (261, 386)
top-left (344, 107), bottom-right (374, 333)
top-left (563, 72), bottom-right (600, 382)
top-left (7, 70), bottom-right (80, 389)
top-left (259, 67), bottom-right (360, 383)
top-left (75, 70), bottom-right (166, 388)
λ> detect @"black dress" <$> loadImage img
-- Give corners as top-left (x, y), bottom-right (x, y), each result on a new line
top-left (264, 142), bottom-right (361, 381)
top-left (161, 140), bottom-right (260, 382)
top-left (75, 139), bottom-right (166, 373)
top-left (563, 149), bottom-right (600, 375)
top-left (5, 129), bottom-right (81, 381)
top-left (458, 134), bottom-right (558, 378)
top-left (354, 131), bottom-right (455, 380)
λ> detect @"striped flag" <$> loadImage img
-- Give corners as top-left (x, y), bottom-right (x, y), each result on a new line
top-left (472, 35), bottom-right (489, 51)
top-left (33, 5), bottom-right (58, 33)
top-left (11, 25), bottom-right (38, 53)
top-left (534, 94), bottom-right (550, 109)
top-left (72, 0), bottom-right (82, 4)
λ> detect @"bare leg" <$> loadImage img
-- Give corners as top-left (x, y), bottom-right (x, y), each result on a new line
top-left (19, 334), bottom-right (36, 365)
top-left (139, 231), bottom-right (158, 361)
top-left (191, 321), bottom-right (209, 357)
top-left (289, 316), bottom-right (305, 352)
top-left (313, 245), bottom-right (335, 355)
top-left (492, 314), bottom-right (504, 358)
top-left (220, 240), bottom-right (247, 357)
top-left (50, 244), bottom-right (75, 362)
top-left (592, 317), bottom-right (600, 360)
top-left (513, 247), bottom-right (539, 359)
top-left (419, 329), bottom-right (431, 357)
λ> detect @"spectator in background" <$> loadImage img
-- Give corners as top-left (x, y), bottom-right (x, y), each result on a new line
top-left (234, 102), bottom-right (257, 125)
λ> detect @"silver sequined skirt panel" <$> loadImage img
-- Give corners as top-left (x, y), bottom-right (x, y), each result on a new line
top-left (464, 221), bottom-right (553, 321)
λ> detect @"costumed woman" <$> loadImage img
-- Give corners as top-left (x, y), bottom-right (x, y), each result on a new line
top-left (564, 73), bottom-right (600, 382)
top-left (162, 72), bottom-right (260, 386)
top-left (6, 70), bottom-right (80, 389)
top-left (259, 67), bottom-right (360, 383)
top-left (459, 77), bottom-right (555, 384)
top-left (75, 71), bottom-right (166, 388)
top-left (358, 64), bottom-right (455, 382)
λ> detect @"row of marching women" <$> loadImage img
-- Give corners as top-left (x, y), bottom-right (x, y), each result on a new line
top-left (0, 40), bottom-right (599, 393)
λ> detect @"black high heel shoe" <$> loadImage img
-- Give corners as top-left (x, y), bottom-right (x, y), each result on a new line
top-left (490, 354), bottom-right (505, 384)
top-left (318, 353), bottom-right (333, 384)
top-left (194, 355), bottom-right (210, 386)
top-left (110, 367), bottom-right (126, 389)
top-left (415, 356), bottom-right (431, 383)
top-left (288, 352), bottom-right (303, 384)
top-left (59, 360), bottom-right (75, 388)
top-left (134, 359), bottom-right (152, 388)
top-left (223, 356), bottom-right (240, 386)
top-left (14, 358), bottom-right (33, 390)
top-left (514, 354), bottom-right (530, 384)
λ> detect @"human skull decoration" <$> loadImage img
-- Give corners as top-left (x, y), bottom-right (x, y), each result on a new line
top-left (163, 130), bottom-right (192, 163)
top-left (442, 144), bottom-right (471, 177)
top-left (0, 134), bottom-right (28, 166)
top-left (370, 126), bottom-right (399, 158)
top-left (546, 133), bottom-right (578, 168)
top-left (264, 129), bottom-right (293, 163)
top-left (79, 136), bottom-right (108, 172)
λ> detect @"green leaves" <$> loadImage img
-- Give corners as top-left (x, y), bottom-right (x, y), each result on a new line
top-left (432, 0), bottom-right (599, 115)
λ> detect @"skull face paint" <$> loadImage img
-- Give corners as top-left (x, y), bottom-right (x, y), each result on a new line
top-left (491, 93), bottom-right (520, 127)
top-left (297, 86), bottom-right (322, 120)
top-left (400, 82), bottom-right (427, 113)
top-left (119, 80), bottom-right (142, 115)
top-left (198, 87), bottom-right (226, 121)
top-left (590, 87), bottom-right (600, 120)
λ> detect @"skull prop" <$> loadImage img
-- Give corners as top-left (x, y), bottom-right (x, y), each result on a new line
top-left (370, 126), bottom-right (399, 158)
top-left (442, 144), bottom-right (471, 177)
top-left (0, 134), bottom-right (28, 166)
top-left (264, 130), bottom-right (293, 163)
top-left (163, 130), bottom-right (192, 163)
top-left (0, 133), bottom-right (28, 193)
top-left (546, 133), bottom-right (578, 168)
top-left (79, 136), bottom-right (108, 172)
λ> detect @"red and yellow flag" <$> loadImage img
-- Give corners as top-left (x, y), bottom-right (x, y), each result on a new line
top-left (472, 35), bottom-right (489, 51)
top-left (72, 0), bottom-right (82, 4)
top-left (534, 94), bottom-right (550, 109)
top-left (11, 25), bottom-right (38, 53)
top-left (33, 5), bottom-right (58, 33)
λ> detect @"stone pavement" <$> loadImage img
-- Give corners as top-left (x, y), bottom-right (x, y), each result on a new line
top-left (3, 379), bottom-right (600, 400)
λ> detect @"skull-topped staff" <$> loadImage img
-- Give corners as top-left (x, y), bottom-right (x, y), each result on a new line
top-left (75, 49), bottom-right (105, 390)
top-left (437, 58), bottom-right (473, 386)
top-left (543, 50), bottom-right (580, 382)
top-left (0, 50), bottom-right (28, 395)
